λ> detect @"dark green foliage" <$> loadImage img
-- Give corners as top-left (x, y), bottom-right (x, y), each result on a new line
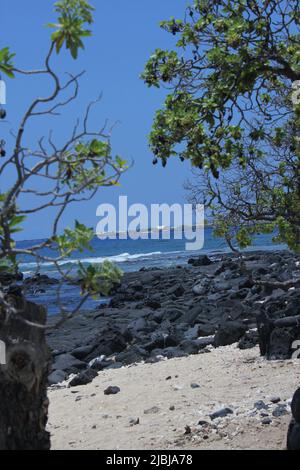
top-left (143, 0), bottom-right (300, 251)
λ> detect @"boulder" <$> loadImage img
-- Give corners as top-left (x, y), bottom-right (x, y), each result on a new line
top-left (272, 404), bottom-right (288, 417)
top-left (198, 323), bottom-right (216, 337)
top-left (214, 260), bottom-right (240, 276)
top-left (48, 370), bottom-right (67, 386)
top-left (69, 369), bottom-right (98, 387)
top-left (254, 400), bottom-right (269, 411)
top-left (214, 321), bottom-right (247, 347)
top-left (104, 386), bottom-right (120, 395)
top-left (167, 285), bottom-right (185, 297)
top-left (181, 306), bottom-right (202, 325)
top-left (24, 274), bottom-right (59, 286)
top-left (209, 407), bottom-right (233, 420)
top-left (195, 336), bottom-right (215, 348)
top-left (162, 308), bottom-right (183, 323)
top-left (71, 345), bottom-right (94, 360)
top-left (115, 345), bottom-right (148, 365)
top-left (180, 339), bottom-right (204, 355)
top-left (192, 278), bottom-right (211, 296)
top-left (88, 356), bottom-right (114, 371)
top-left (143, 334), bottom-right (179, 352)
top-left (52, 353), bottom-right (86, 374)
top-left (188, 255), bottom-right (212, 267)
top-left (128, 318), bottom-right (149, 333)
top-left (184, 325), bottom-right (200, 341)
top-left (84, 327), bottom-right (127, 362)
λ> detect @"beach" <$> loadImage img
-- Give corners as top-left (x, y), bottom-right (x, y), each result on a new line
top-left (48, 344), bottom-right (298, 450)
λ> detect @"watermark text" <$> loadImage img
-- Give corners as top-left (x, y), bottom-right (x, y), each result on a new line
top-left (96, 196), bottom-right (204, 251)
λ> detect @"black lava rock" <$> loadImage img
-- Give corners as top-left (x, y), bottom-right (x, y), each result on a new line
top-left (188, 255), bottom-right (212, 267)
top-left (72, 345), bottom-right (95, 360)
top-left (214, 321), bottom-right (247, 347)
top-left (254, 400), bottom-right (269, 411)
top-left (209, 407), bottom-right (233, 420)
top-left (84, 327), bottom-right (127, 362)
top-left (24, 274), bottom-right (59, 285)
top-left (69, 369), bottom-right (98, 387)
top-left (272, 404), bottom-right (288, 418)
top-left (104, 386), bottom-right (120, 395)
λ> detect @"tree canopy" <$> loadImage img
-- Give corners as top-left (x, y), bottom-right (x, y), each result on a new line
top-left (142, 0), bottom-right (300, 251)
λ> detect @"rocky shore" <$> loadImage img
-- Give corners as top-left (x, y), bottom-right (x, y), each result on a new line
top-left (2, 249), bottom-right (300, 449)
top-left (44, 250), bottom-right (300, 386)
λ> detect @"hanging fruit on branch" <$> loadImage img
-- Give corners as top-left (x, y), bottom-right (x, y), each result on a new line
top-left (0, 139), bottom-right (6, 157)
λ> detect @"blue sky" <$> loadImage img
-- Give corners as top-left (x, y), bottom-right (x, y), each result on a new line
top-left (1, 0), bottom-right (193, 240)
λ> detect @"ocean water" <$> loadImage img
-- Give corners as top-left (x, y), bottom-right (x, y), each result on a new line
top-left (17, 228), bottom-right (284, 315)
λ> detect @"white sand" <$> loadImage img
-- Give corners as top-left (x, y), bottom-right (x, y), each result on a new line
top-left (48, 345), bottom-right (300, 450)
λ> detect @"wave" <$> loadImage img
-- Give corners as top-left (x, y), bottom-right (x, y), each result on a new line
top-left (18, 239), bottom-right (285, 275)
top-left (81, 251), bottom-right (165, 264)
top-left (19, 250), bottom-right (173, 271)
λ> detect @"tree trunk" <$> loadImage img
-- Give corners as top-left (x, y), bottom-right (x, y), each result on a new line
top-left (256, 310), bottom-right (300, 360)
top-left (256, 310), bottom-right (273, 357)
top-left (0, 295), bottom-right (51, 450)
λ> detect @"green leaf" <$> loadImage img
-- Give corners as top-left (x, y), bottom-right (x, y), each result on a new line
top-left (48, 0), bottom-right (95, 59)
top-left (90, 139), bottom-right (108, 155)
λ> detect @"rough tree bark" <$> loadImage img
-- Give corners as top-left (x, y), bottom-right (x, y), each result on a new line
top-left (0, 295), bottom-right (51, 450)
